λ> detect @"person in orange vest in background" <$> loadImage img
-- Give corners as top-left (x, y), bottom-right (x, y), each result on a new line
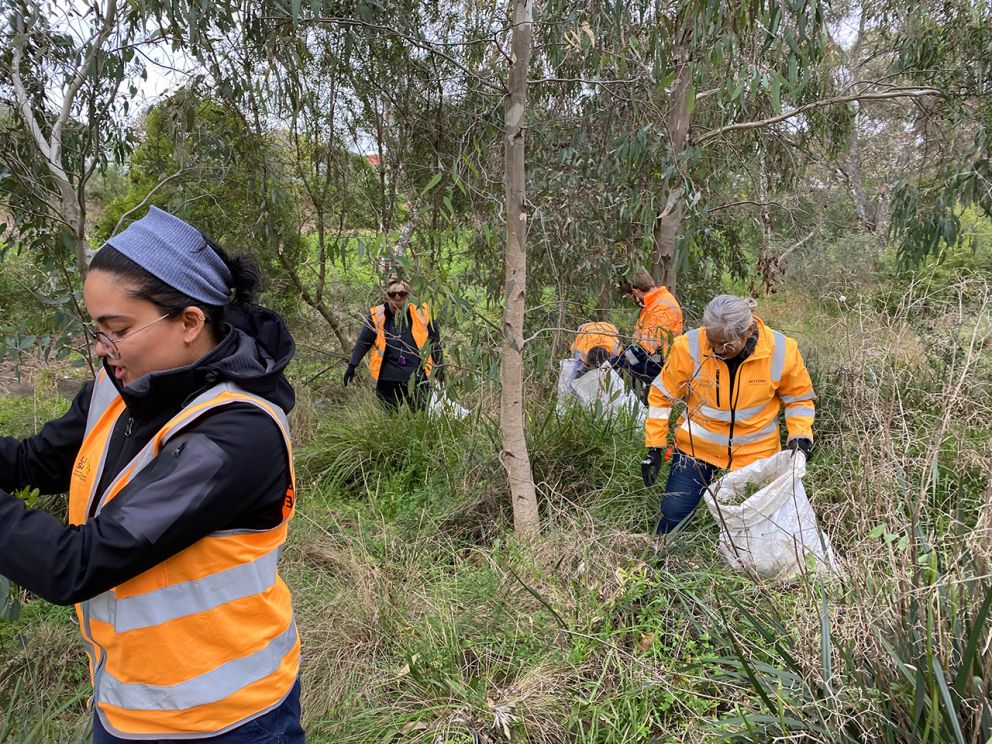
top-left (641, 294), bottom-right (816, 535)
top-left (570, 320), bottom-right (622, 376)
top-left (0, 207), bottom-right (302, 742)
top-left (618, 267), bottom-right (684, 399)
top-left (343, 277), bottom-right (444, 410)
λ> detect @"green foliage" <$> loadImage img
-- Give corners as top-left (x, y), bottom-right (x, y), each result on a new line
top-left (0, 390), bottom-right (73, 439)
top-left (92, 91), bottom-right (270, 246)
top-left (296, 394), bottom-right (500, 538)
top-left (887, 2), bottom-right (992, 266)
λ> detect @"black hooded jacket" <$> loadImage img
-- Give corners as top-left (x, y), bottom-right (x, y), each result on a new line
top-left (0, 307), bottom-right (295, 606)
top-left (348, 304), bottom-right (443, 383)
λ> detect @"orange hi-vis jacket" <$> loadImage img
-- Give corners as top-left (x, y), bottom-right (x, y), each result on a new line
top-left (570, 322), bottom-right (622, 365)
top-left (68, 371), bottom-right (299, 738)
top-left (645, 318), bottom-right (816, 470)
top-left (368, 303), bottom-right (434, 380)
top-left (633, 286), bottom-right (683, 358)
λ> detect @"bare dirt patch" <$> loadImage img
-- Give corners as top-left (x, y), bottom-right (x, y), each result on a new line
top-left (0, 356), bottom-right (91, 398)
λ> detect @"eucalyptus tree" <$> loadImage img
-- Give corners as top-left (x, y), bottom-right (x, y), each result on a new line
top-left (522, 0), bottom-right (945, 298)
top-left (876, 0), bottom-right (991, 263)
top-left (0, 0), bottom-right (153, 277)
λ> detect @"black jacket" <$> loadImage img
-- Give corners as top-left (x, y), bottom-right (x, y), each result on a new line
top-left (348, 304), bottom-right (443, 383)
top-left (0, 306), bottom-right (295, 605)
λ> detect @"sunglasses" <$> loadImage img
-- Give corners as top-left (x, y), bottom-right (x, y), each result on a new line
top-left (387, 290), bottom-right (409, 299)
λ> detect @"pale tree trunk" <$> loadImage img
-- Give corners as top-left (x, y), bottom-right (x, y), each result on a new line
top-left (835, 8), bottom-right (877, 237)
top-left (753, 148), bottom-right (778, 294)
top-left (382, 210), bottom-right (418, 279)
top-left (839, 108), bottom-right (878, 233)
top-left (652, 43), bottom-right (690, 293)
top-left (875, 113), bottom-right (926, 240)
top-left (501, 0), bottom-right (539, 540)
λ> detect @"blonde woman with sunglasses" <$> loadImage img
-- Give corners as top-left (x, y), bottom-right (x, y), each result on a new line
top-left (343, 277), bottom-right (444, 410)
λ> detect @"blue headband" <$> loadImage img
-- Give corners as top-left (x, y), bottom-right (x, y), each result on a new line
top-left (103, 206), bottom-right (233, 306)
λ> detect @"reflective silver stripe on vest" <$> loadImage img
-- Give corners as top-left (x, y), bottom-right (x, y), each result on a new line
top-left (655, 291), bottom-right (680, 316)
top-left (679, 419), bottom-right (779, 447)
top-left (698, 401), bottom-right (770, 423)
top-left (81, 372), bottom-right (128, 517)
top-left (651, 375), bottom-right (679, 403)
top-left (686, 329), bottom-right (702, 379)
top-left (780, 391), bottom-right (816, 404)
top-left (97, 616), bottom-right (298, 711)
top-left (88, 549), bottom-right (281, 632)
top-left (624, 348), bottom-right (640, 365)
top-left (648, 406), bottom-right (671, 420)
top-left (770, 331), bottom-right (786, 383)
top-left (162, 383), bottom-right (292, 445)
top-left (784, 405), bottom-right (815, 419)
top-left (84, 370), bottom-right (122, 434)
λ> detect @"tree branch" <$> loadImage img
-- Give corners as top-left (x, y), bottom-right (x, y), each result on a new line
top-left (51, 0), bottom-right (120, 166)
top-left (287, 16), bottom-right (507, 94)
top-left (10, 15), bottom-right (59, 173)
top-left (694, 87), bottom-right (942, 146)
top-left (112, 169), bottom-right (185, 236)
top-left (777, 228), bottom-right (817, 263)
top-left (708, 199), bottom-right (788, 214)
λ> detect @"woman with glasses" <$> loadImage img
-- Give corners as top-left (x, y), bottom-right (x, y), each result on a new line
top-left (640, 294), bottom-right (816, 534)
top-left (343, 277), bottom-right (444, 410)
top-left (0, 207), bottom-right (303, 742)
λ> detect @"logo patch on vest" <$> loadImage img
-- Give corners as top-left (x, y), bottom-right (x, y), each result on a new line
top-left (748, 378), bottom-right (767, 384)
top-left (73, 456), bottom-right (91, 482)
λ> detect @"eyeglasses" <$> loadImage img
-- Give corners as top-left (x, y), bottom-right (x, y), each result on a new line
top-left (709, 335), bottom-right (748, 359)
top-left (84, 313), bottom-right (172, 360)
top-left (387, 290), bottom-right (409, 299)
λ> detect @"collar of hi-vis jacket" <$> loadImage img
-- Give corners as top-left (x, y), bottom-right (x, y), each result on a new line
top-left (641, 286), bottom-right (672, 310)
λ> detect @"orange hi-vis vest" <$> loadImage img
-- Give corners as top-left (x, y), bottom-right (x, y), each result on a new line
top-left (367, 303), bottom-right (433, 380)
top-left (68, 370), bottom-right (299, 738)
top-left (633, 286), bottom-right (683, 357)
top-left (570, 322), bottom-right (621, 365)
top-left (645, 318), bottom-right (816, 470)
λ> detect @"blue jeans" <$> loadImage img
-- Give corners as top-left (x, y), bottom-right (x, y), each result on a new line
top-left (93, 678), bottom-right (304, 743)
top-left (656, 450), bottom-right (717, 534)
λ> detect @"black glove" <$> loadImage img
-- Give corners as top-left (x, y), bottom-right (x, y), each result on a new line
top-left (641, 447), bottom-right (663, 487)
top-left (788, 437), bottom-right (814, 461)
top-left (432, 364), bottom-right (445, 385)
top-left (343, 364), bottom-right (357, 387)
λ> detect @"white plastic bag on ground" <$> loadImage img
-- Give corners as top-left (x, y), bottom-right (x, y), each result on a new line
top-left (703, 450), bottom-right (839, 580)
top-left (570, 365), bottom-right (646, 424)
top-left (555, 358), bottom-right (584, 413)
top-left (427, 388), bottom-right (470, 419)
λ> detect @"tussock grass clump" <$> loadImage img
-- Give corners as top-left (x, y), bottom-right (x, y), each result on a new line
top-left (528, 406), bottom-right (650, 528)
